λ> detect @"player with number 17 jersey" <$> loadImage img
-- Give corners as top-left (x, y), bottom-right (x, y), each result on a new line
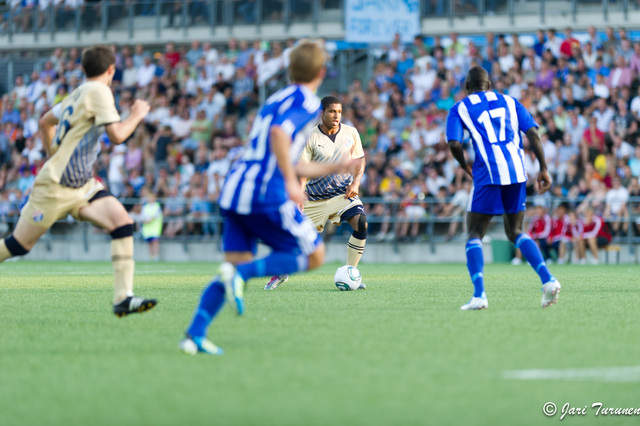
top-left (446, 66), bottom-right (559, 311)
top-left (447, 90), bottom-right (539, 215)
top-left (446, 91), bottom-right (537, 190)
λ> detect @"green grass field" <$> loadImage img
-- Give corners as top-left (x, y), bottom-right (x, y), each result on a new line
top-left (1, 261), bottom-right (639, 425)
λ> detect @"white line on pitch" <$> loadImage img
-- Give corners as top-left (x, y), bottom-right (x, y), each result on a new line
top-left (503, 366), bottom-right (640, 382)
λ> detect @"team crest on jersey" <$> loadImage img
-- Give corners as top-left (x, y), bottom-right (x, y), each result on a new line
top-left (345, 139), bottom-right (353, 148)
top-left (32, 210), bottom-right (44, 223)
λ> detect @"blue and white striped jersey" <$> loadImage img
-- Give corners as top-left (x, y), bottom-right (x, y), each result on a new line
top-left (446, 91), bottom-right (538, 187)
top-left (219, 84), bottom-right (321, 214)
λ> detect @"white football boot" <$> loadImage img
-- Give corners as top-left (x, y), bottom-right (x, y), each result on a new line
top-left (461, 292), bottom-right (488, 310)
top-left (541, 278), bottom-right (561, 308)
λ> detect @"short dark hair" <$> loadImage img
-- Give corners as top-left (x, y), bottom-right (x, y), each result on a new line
top-left (465, 66), bottom-right (491, 93)
top-left (81, 45), bottom-right (115, 78)
top-left (321, 96), bottom-right (341, 110)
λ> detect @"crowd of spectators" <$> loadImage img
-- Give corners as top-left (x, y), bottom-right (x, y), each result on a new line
top-left (1, 26), bottom-right (640, 252)
top-left (0, 0), bottom-right (332, 34)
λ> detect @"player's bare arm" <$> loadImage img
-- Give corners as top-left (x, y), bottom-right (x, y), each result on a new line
top-left (448, 139), bottom-right (473, 178)
top-left (295, 157), bottom-right (360, 178)
top-left (525, 127), bottom-right (552, 194)
top-left (39, 108), bottom-right (59, 157)
top-left (105, 99), bottom-right (150, 144)
top-left (345, 156), bottom-right (365, 198)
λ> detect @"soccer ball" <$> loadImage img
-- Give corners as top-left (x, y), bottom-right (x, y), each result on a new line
top-left (334, 265), bottom-right (362, 291)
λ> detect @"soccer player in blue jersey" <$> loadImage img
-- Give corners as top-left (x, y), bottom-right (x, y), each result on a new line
top-left (446, 66), bottom-right (561, 310)
top-left (179, 40), bottom-right (355, 355)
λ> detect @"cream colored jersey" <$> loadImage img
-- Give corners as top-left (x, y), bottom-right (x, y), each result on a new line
top-left (38, 81), bottom-right (121, 188)
top-left (299, 123), bottom-right (364, 201)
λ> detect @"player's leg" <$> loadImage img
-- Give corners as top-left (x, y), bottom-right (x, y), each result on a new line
top-left (236, 202), bottom-right (322, 282)
top-left (463, 211), bottom-right (493, 308)
top-left (460, 185), bottom-right (496, 310)
top-left (264, 199), bottom-right (327, 290)
top-left (0, 183), bottom-right (66, 261)
top-left (0, 216), bottom-right (50, 262)
top-left (77, 192), bottom-right (157, 316)
top-left (345, 212), bottom-right (367, 268)
top-left (502, 185), bottom-right (559, 307)
top-left (505, 212), bottom-right (554, 283)
top-left (181, 214), bottom-right (255, 355)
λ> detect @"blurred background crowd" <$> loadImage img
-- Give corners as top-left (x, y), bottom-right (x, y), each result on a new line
top-left (1, 26), bottom-right (640, 257)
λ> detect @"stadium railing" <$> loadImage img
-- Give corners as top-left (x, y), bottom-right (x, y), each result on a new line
top-left (0, 0), bottom-right (343, 41)
top-left (0, 0), bottom-right (633, 44)
top-left (0, 195), bottom-right (638, 255)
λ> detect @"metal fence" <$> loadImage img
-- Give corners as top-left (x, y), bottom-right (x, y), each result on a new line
top-left (0, 0), bottom-right (634, 43)
top-left (423, 0), bottom-right (631, 20)
top-left (0, 0), bottom-right (344, 41)
top-left (1, 195), bottom-right (638, 254)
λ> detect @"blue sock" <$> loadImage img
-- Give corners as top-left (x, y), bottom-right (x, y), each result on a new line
top-left (515, 234), bottom-right (553, 284)
top-left (236, 252), bottom-right (309, 281)
top-left (187, 279), bottom-right (225, 338)
top-left (466, 238), bottom-right (485, 298)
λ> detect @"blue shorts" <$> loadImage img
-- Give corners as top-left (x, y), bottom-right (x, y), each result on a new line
top-left (467, 182), bottom-right (527, 215)
top-left (222, 201), bottom-right (322, 256)
top-left (144, 237), bottom-right (159, 243)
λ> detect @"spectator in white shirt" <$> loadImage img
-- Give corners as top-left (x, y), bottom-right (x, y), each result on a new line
top-left (121, 57), bottom-right (138, 90)
top-left (136, 55), bottom-right (157, 88)
top-left (410, 62), bottom-right (437, 104)
top-left (26, 71), bottom-right (45, 103)
top-left (425, 168), bottom-right (447, 197)
top-left (592, 97), bottom-right (615, 133)
top-left (213, 55), bottom-right (236, 82)
top-left (42, 75), bottom-right (58, 105)
top-left (508, 73), bottom-right (527, 100)
top-left (20, 110), bottom-right (38, 139)
top-left (171, 109), bottom-right (193, 142)
top-left (544, 28), bottom-right (563, 58)
top-left (593, 74), bottom-right (610, 99)
top-left (582, 42), bottom-right (598, 69)
top-left (11, 75), bottom-right (28, 100)
top-left (604, 177), bottom-right (629, 236)
top-left (196, 67), bottom-right (215, 94)
top-left (202, 42), bottom-right (219, 65)
top-left (206, 146), bottom-right (231, 198)
top-left (497, 44), bottom-right (515, 74)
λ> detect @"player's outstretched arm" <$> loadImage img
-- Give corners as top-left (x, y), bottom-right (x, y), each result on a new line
top-left (105, 99), bottom-right (150, 144)
top-left (525, 127), bottom-right (552, 194)
top-left (39, 108), bottom-right (60, 157)
top-left (295, 157), bottom-right (360, 179)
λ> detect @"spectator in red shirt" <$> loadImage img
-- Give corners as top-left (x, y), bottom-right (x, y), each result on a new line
top-left (164, 43), bottom-right (181, 70)
top-left (566, 210), bottom-right (586, 264)
top-left (560, 27), bottom-right (581, 58)
top-left (529, 205), bottom-right (552, 261)
top-left (547, 204), bottom-right (568, 263)
top-left (582, 206), bottom-right (612, 264)
top-left (582, 116), bottom-right (606, 165)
